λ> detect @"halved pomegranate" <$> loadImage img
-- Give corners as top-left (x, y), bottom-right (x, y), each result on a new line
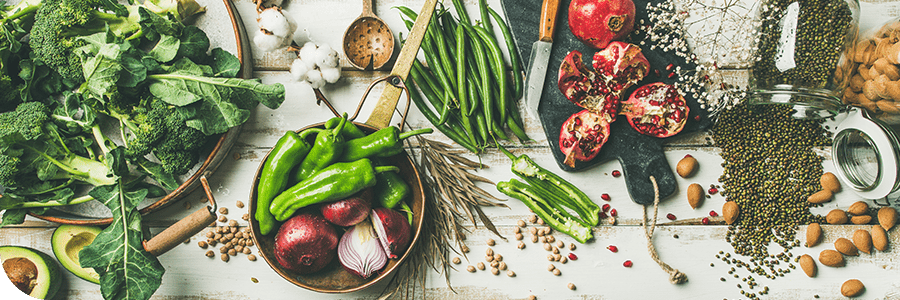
top-left (558, 42), bottom-right (650, 122)
top-left (559, 110), bottom-right (611, 167)
top-left (568, 0), bottom-right (636, 49)
top-left (621, 82), bottom-right (689, 138)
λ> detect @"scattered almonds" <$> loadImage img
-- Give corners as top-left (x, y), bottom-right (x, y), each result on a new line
top-left (218, 215), bottom-right (227, 222)
top-left (807, 223), bottom-right (822, 247)
top-left (546, 235), bottom-right (556, 243)
top-left (821, 172), bottom-right (841, 193)
top-left (851, 215), bottom-right (873, 225)
top-left (544, 244), bottom-right (552, 251)
top-left (687, 183), bottom-right (704, 209)
top-left (835, 238), bottom-right (859, 256)
top-left (676, 155), bottom-right (699, 178)
top-left (799, 254), bottom-right (816, 277)
top-left (872, 225), bottom-right (889, 251)
top-left (826, 209), bottom-right (849, 225)
top-left (556, 240), bottom-right (564, 248)
top-left (853, 229), bottom-right (873, 254)
top-left (848, 201), bottom-right (869, 216)
top-left (486, 255), bottom-right (494, 262)
top-left (490, 261), bottom-right (499, 268)
top-left (723, 201), bottom-right (739, 225)
top-left (248, 254), bottom-right (256, 261)
top-left (819, 249), bottom-right (845, 267)
top-left (841, 279), bottom-right (865, 297)
top-left (807, 190), bottom-right (833, 204)
top-left (198, 241), bottom-right (208, 249)
top-left (531, 235), bottom-right (539, 243)
top-left (879, 206), bottom-right (897, 230)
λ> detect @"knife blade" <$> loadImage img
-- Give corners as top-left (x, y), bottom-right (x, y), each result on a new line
top-left (524, 0), bottom-right (561, 120)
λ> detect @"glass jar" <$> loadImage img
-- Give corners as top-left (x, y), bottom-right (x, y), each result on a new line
top-left (748, 0), bottom-right (860, 119)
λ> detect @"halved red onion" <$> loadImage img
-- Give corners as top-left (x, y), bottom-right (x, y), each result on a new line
top-left (371, 208), bottom-right (411, 259)
top-left (337, 219), bottom-right (387, 278)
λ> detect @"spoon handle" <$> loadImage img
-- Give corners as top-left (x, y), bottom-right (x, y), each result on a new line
top-left (362, 0), bottom-right (374, 17)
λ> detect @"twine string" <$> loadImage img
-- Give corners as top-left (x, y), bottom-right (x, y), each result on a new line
top-left (643, 176), bottom-right (688, 284)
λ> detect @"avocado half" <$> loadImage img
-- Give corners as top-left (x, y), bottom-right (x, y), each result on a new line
top-left (0, 245), bottom-right (62, 299)
top-left (51, 225), bottom-right (101, 284)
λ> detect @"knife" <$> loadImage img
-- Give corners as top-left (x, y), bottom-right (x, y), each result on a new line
top-left (524, 0), bottom-right (561, 120)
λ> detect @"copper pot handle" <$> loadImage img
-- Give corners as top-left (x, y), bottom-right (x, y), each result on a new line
top-left (314, 75), bottom-right (412, 131)
top-left (143, 176), bottom-right (218, 257)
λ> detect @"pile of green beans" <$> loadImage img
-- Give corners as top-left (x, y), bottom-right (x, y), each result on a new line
top-left (397, 0), bottom-right (529, 154)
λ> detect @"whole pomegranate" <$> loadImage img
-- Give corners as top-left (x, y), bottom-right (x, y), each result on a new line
top-left (558, 42), bottom-right (650, 122)
top-left (559, 110), bottom-right (611, 167)
top-left (569, 0), bottom-right (637, 49)
top-left (621, 82), bottom-right (689, 138)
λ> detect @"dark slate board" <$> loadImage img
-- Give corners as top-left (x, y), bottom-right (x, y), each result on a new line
top-left (501, 0), bottom-right (711, 205)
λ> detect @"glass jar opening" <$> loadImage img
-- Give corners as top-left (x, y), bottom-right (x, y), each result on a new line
top-left (833, 128), bottom-right (882, 190)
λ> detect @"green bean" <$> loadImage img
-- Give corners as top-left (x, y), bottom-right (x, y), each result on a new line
top-left (474, 108), bottom-right (490, 147)
top-left (492, 118), bottom-right (510, 141)
top-left (473, 26), bottom-right (510, 126)
top-left (488, 7), bottom-right (524, 100)
top-left (429, 11), bottom-right (457, 91)
top-left (412, 61), bottom-right (478, 147)
top-left (461, 22), bottom-right (495, 137)
top-left (412, 59), bottom-right (442, 100)
top-left (506, 111), bottom-right (530, 142)
top-left (468, 79), bottom-right (488, 147)
top-left (451, 0), bottom-right (471, 24)
top-left (406, 79), bottom-right (480, 154)
top-left (479, 0), bottom-right (493, 35)
top-left (437, 90), bottom-right (452, 125)
top-left (455, 24), bottom-right (468, 117)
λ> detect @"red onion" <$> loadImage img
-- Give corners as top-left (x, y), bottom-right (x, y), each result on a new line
top-left (338, 219), bottom-right (387, 278)
top-left (273, 213), bottom-right (339, 274)
top-left (321, 189), bottom-right (372, 227)
top-left (371, 208), bottom-right (411, 259)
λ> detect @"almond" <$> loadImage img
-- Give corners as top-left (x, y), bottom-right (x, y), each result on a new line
top-left (835, 238), bottom-right (859, 256)
top-left (848, 201), bottom-right (869, 216)
top-left (853, 229), bottom-right (873, 254)
top-left (879, 206), bottom-right (897, 230)
top-left (841, 279), bottom-right (865, 297)
top-left (872, 225), bottom-right (888, 251)
top-left (820, 172), bottom-right (841, 193)
top-left (676, 155), bottom-right (698, 178)
top-left (851, 215), bottom-right (872, 225)
top-left (826, 209), bottom-right (848, 225)
top-left (798, 254), bottom-right (816, 277)
top-left (807, 190), bottom-right (833, 204)
top-left (818, 249), bottom-right (845, 267)
top-left (806, 223), bottom-right (822, 247)
top-left (723, 201), bottom-right (739, 225)
top-left (687, 183), bottom-right (703, 209)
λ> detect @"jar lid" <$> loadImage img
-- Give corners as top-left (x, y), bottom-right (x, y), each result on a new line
top-left (832, 107), bottom-right (900, 199)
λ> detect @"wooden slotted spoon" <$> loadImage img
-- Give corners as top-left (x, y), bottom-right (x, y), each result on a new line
top-left (342, 0), bottom-right (394, 70)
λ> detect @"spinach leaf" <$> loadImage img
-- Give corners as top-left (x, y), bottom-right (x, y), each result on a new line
top-left (79, 183), bottom-right (164, 300)
top-left (0, 208), bottom-right (27, 227)
top-left (149, 35), bottom-right (180, 63)
top-left (177, 26), bottom-right (210, 61)
top-left (207, 48), bottom-right (240, 78)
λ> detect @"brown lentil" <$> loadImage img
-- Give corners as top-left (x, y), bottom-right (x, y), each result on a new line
top-left (218, 215), bottom-right (227, 222)
top-left (569, 243), bottom-right (576, 251)
top-left (517, 241), bottom-right (526, 249)
top-left (467, 265), bottom-right (476, 272)
top-left (560, 256), bottom-right (568, 264)
top-left (453, 257), bottom-right (461, 264)
top-left (219, 207), bottom-right (228, 214)
top-left (552, 269), bottom-right (561, 276)
top-left (242, 247), bottom-right (251, 254)
top-left (242, 213), bottom-right (250, 221)
top-left (491, 268), bottom-right (500, 275)
top-left (499, 262), bottom-right (507, 270)
top-left (518, 220), bottom-right (526, 227)
top-left (515, 233), bottom-right (524, 240)
top-left (494, 254), bottom-right (502, 262)
top-left (476, 262), bottom-right (485, 270)
top-left (205, 250), bottom-right (214, 257)
top-left (486, 248), bottom-right (494, 256)
top-left (236, 200), bottom-right (244, 208)
top-left (531, 235), bottom-right (539, 243)
top-left (529, 215), bottom-right (538, 223)
top-left (486, 238), bottom-right (495, 246)
top-left (490, 261), bottom-right (499, 268)
top-left (568, 283), bottom-right (576, 290)
top-left (198, 241), bottom-right (208, 249)
top-left (221, 254), bottom-right (229, 262)
top-left (506, 270), bottom-right (516, 277)
top-left (248, 254), bottom-right (257, 261)
top-left (548, 264), bottom-right (556, 271)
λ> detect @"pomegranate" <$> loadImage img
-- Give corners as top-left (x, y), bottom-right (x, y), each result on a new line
top-left (558, 43), bottom-right (650, 122)
top-left (320, 188), bottom-right (372, 227)
top-left (371, 208), bottom-right (411, 259)
top-left (273, 213), bottom-right (339, 274)
top-left (559, 110), bottom-right (611, 168)
top-left (568, 0), bottom-right (636, 49)
top-left (621, 82), bottom-right (689, 138)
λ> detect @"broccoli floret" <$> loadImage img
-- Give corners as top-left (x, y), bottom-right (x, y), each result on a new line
top-left (116, 98), bottom-right (207, 175)
top-left (0, 101), bottom-right (115, 187)
top-left (28, 0), bottom-right (206, 83)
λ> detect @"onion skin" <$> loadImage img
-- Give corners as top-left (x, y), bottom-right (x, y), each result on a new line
top-left (371, 208), bottom-right (412, 259)
top-left (273, 213), bottom-right (339, 274)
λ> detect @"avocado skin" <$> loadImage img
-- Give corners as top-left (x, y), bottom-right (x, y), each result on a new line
top-left (51, 225), bottom-right (102, 284)
top-left (0, 245), bottom-right (62, 299)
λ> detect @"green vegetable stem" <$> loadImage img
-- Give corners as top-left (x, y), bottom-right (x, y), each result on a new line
top-left (270, 159), bottom-right (399, 221)
top-left (499, 146), bottom-right (601, 226)
top-left (373, 162), bottom-right (411, 209)
top-left (338, 126), bottom-right (433, 162)
top-left (255, 129), bottom-right (321, 235)
top-left (291, 114), bottom-right (348, 184)
top-left (497, 179), bottom-right (593, 244)
top-left (324, 117), bottom-right (366, 139)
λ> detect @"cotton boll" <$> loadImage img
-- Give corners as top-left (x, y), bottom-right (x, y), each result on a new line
top-left (290, 59), bottom-right (309, 82)
top-left (313, 43), bottom-right (340, 68)
top-left (299, 42), bottom-right (319, 69)
top-left (306, 69), bottom-right (325, 89)
top-left (257, 8), bottom-right (292, 38)
top-left (254, 32), bottom-right (286, 52)
top-left (320, 67), bottom-right (341, 84)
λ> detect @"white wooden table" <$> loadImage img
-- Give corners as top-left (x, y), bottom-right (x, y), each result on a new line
top-left (3, 0), bottom-right (900, 299)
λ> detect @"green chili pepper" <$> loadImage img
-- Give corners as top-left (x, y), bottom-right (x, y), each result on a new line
top-left (373, 162), bottom-right (410, 209)
top-left (291, 114), bottom-right (348, 184)
top-left (499, 146), bottom-right (600, 226)
top-left (271, 159), bottom-right (399, 221)
top-left (325, 117), bottom-right (366, 139)
top-left (255, 129), bottom-right (322, 235)
top-left (497, 179), bottom-right (593, 243)
top-left (339, 126), bottom-right (433, 162)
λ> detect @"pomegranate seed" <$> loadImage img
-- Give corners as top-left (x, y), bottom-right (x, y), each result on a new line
top-left (666, 213), bottom-right (676, 220)
top-left (709, 210), bottom-right (719, 217)
top-left (568, 253), bottom-right (578, 260)
top-left (654, 69), bottom-right (661, 77)
top-left (702, 217), bottom-right (710, 225)
top-left (708, 187), bottom-right (719, 195)
top-left (694, 115), bottom-right (701, 121)
top-left (602, 204), bottom-right (611, 212)
top-left (610, 209), bottom-right (618, 217)
top-left (665, 64), bottom-right (674, 71)
top-left (607, 245), bottom-right (619, 253)
top-left (601, 193), bottom-right (611, 201)
top-left (611, 170), bottom-right (621, 177)
top-left (684, 154), bottom-right (693, 158)
top-left (598, 211), bottom-right (608, 219)
top-left (623, 260), bottom-right (633, 267)
top-left (667, 72), bottom-right (676, 79)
